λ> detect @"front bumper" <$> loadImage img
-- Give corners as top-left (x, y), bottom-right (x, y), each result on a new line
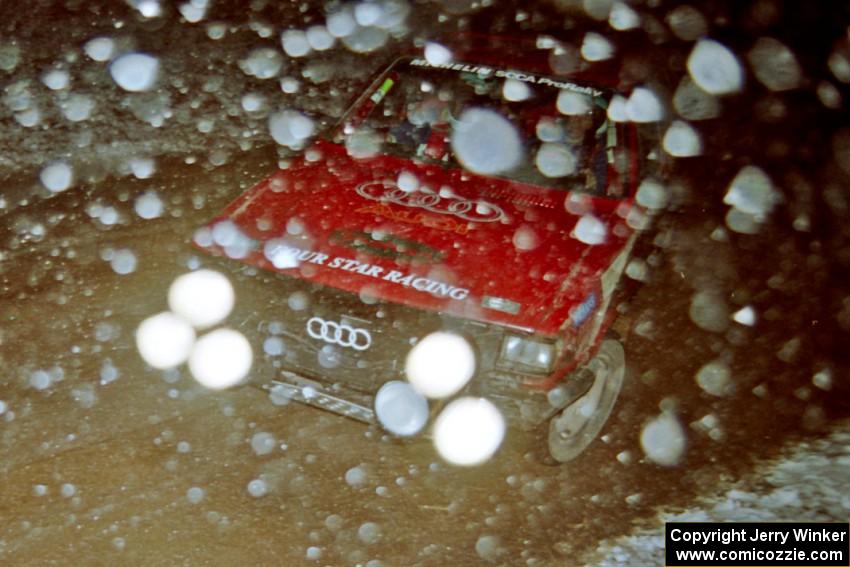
top-left (223, 262), bottom-right (559, 431)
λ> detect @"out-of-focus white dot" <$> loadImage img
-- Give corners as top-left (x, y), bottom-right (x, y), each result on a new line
top-left (535, 143), bottom-right (577, 178)
top-left (667, 5), bottom-right (707, 41)
top-left (748, 37), bottom-right (801, 92)
top-left (451, 108), bottom-right (523, 176)
top-left (606, 94), bottom-right (628, 122)
top-left (397, 170), bottom-right (418, 192)
top-left (817, 81), bottom-right (842, 110)
top-left (828, 50), bottom-right (850, 84)
top-left (286, 217), bottom-right (305, 235)
top-left (673, 76), bottom-right (721, 121)
top-left (565, 192), bottom-right (592, 215)
top-left (15, 107), bottom-right (41, 128)
top-left (269, 109), bottom-right (315, 149)
top-left (476, 534), bottom-right (503, 562)
top-left (188, 328), bottom-right (252, 390)
top-left (696, 360), bottom-right (733, 397)
top-left (306, 25), bottom-right (335, 51)
top-left (251, 431), bottom-right (277, 455)
top-left (581, 32), bottom-right (614, 62)
top-left (345, 465), bottom-right (366, 486)
top-left (168, 269), bottom-right (235, 329)
top-left (557, 90), bottom-right (591, 115)
top-left (732, 305), bottom-right (756, 326)
top-left (130, 157), bottom-right (156, 179)
top-left (84, 37), bottom-right (116, 62)
top-left (512, 226), bottom-right (539, 251)
top-left (212, 220), bottom-right (239, 247)
top-left (193, 227), bottom-right (214, 248)
top-left (812, 369), bottom-right (832, 391)
top-left (247, 478), bottom-right (267, 497)
top-left (723, 165), bottom-right (778, 217)
top-left (626, 87), bottom-right (664, 122)
top-left (536, 117), bottom-right (563, 142)
top-left (109, 52), bottom-right (160, 92)
top-left (573, 214), bottom-right (607, 245)
top-left (687, 39), bottom-right (744, 96)
top-left (241, 92), bottom-right (266, 112)
top-left (433, 397), bottom-right (505, 466)
top-left (405, 332), bottom-right (476, 399)
top-left (42, 69), bottom-right (70, 90)
top-left (134, 190), bottom-right (163, 219)
top-left (626, 258), bottom-right (648, 281)
top-left (327, 10), bottom-right (357, 38)
top-left (502, 79), bottom-right (531, 102)
top-left (110, 249), bottom-right (137, 275)
top-left (281, 29), bottom-right (311, 58)
top-left (186, 486), bottom-right (205, 504)
top-left (40, 161), bottom-right (74, 193)
top-left (240, 47), bottom-right (282, 79)
top-left (354, 2), bottom-right (383, 26)
top-left (137, 0), bottom-right (162, 18)
top-left (60, 93), bottom-right (95, 122)
top-left (287, 291), bottom-right (310, 311)
top-left (136, 311), bottom-right (196, 370)
top-left (725, 208), bottom-right (760, 234)
top-left (345, 127), bottom-right (382, 158)
top-left (663, 120), bottom-right (703, 157)
top-left (358, 521), bottom-right (381, 544)
top-left (280, 76), bottom-right (300, 93)
top-left (263, 336), bottom-right (285, 356)
top-left (609, 1), bottom-right (640, 30)
top-left (374, 381), bottom-right (429, 437)
top-left (424, 42), bottom-right (452, 65)
top-left (29, 370), bottom-right (52, 390)
top-left (99, 206), bottom-right (119, 226)
top-left (640, 411), bottom-right (686, 466)
top-left (179, 1), bottom-right (206, 23)
top-left (635, 178), bottom-right (669, 210)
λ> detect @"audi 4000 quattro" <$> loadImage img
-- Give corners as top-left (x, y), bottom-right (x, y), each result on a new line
top-left (197, 37), bottom-right (647, 463)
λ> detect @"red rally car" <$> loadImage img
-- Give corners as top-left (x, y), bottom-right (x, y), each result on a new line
top-left (198, 37), bottom-right (647, 462)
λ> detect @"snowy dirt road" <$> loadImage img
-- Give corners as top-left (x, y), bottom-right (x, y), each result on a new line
top-left (1, 0), bottom-right (849, 566)
top-left (0, 149), bottom-right (846, 566)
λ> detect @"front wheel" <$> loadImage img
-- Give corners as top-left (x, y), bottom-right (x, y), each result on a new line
top-left (546, 339), bottom-right (626, 463)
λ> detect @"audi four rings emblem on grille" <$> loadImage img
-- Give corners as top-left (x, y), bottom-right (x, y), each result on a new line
top-left (306, 317), bottom-right (372, 351)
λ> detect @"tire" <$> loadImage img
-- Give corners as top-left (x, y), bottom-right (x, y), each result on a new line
top-left (545, 339), bottom-right (626, 463)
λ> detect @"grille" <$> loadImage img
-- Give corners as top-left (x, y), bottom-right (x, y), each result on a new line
top-left (228, 263), bottom-right (553, 426)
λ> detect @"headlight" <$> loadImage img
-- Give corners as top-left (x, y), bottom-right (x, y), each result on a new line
top-left (498, 335), bottom-right (556, 373)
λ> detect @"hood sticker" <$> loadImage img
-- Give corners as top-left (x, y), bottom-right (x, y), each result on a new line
top-left (356, 180), bottom-right (506, 223)
top-left (264, 241), bottom-right (469, 301)
top-left (329, 228), bottom-right (445, 263)
top-left (409, 57), bottom-right (604, 97)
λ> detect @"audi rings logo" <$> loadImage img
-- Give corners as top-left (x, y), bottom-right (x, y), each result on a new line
top-left (356, 180), bottom-right (506, 223)
top-left (306, 317), bottom-right (372, 351)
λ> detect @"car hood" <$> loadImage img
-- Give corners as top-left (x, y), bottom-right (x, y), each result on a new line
top-left (200, 141), bottom-right (633, 337)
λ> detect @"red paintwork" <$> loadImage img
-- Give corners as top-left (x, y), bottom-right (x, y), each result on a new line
top-left (200, 40), bottom-right (644, 392)
top-left (203, 139), bottom-right (637, 338)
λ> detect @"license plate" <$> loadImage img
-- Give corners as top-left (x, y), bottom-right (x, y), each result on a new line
top-left (264, 373), bottom-right (376, 424)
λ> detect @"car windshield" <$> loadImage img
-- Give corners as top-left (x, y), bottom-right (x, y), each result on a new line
top-left (335, 57), bottom-right (627, 196)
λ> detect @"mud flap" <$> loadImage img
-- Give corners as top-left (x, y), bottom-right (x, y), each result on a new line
top-left (545, 338), bottom-right (626, 463)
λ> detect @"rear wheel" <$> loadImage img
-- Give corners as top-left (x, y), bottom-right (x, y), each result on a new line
top-left (546, 339), bottom-right (626, 463)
